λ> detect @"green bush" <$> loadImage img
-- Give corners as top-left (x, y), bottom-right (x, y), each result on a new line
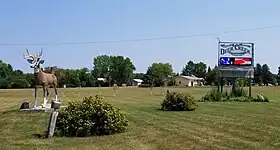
top-left (227, 96), bottom-right (251, 102)
top-left (161, 91), bottom-right (198, 111)
top-left (230, 85), bottom-right (247, 97)
top-left (55, 95), bottom-right (128, 137)
top-left (251, 94), bottom-right (269, 102)
top-left (201, 87), bottom-right (223, 102)
top-left (201, 86), bottom-right (269, 102)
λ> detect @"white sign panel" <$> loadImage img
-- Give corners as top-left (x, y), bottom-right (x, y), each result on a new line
top-left (217, 41), bottom-right (255, 78)
top-left (218, 42), bottom-right (253, 58)
top-left (218, 67), bottom-right (254, 78)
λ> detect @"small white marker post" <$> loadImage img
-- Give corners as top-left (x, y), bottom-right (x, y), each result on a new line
top-left (113, 84), bottom-right (117, 97)
top-left (47, 101), bottom-right (61, 138)
top-left (47, 111), bottom-right (59, 137)
top-left (99, 84), bottom-right (102, 96)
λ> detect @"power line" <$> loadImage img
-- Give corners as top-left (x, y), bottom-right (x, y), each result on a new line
top-left (1, 25), bottom-right (280, 46)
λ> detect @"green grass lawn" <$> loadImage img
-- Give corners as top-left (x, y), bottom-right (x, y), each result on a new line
top-left (0, 86), bottom-right (280, 150)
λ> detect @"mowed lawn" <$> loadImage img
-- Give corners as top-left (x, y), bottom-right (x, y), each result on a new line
top-left (0, 86), bottom-right (280, 150)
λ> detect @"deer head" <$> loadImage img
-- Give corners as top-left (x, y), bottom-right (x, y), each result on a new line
top-left (23, 48), bottom-right (45, 73)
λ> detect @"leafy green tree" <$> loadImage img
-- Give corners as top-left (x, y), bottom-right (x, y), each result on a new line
top-left (77, 67), bottom-right (90, 87)
top-left (144, 63), bottom-right (173, 87)
top-left (277, 67), bottom-right (280, 85)
top-left (92, 55), bottom-right (135, 86)
top-left (0, 60), bottom-right (13, 78)
top-left (166, 73), bottom-right (176, 86)
top-left (24, 73), bottom-right (36, 88)
top-left (254, 63), bottom-right (262, 85)
top-left (133, 72), bottom-right (145, 79)
top-left (8, 78), bottom-right (30, 88)
top-left (92, 55), bottom-right (111, 80)
top-left (261, 64), bottom-right (274, 85)
top-left (181, 61), bottom-right (195, 76)
top-left (181, 61), bottom-right (207, 78)
top-left (109, 56), bottom-right (136, 85)
top-left (194, 62), bottom-right (207, 78)
top-left (205, 66), bottom-right (218, 85)
top-left (0, 78), bottom-right (9, 89)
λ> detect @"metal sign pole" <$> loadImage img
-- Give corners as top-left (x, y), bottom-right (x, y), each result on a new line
top-left (249, 78), bottom-right (252, 97)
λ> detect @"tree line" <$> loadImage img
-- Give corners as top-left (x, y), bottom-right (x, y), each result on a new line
top-left (0, 55), bottom-right (279, 89)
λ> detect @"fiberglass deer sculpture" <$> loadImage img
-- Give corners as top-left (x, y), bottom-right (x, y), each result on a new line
top-left (23, 49), bottom-right (59, 109)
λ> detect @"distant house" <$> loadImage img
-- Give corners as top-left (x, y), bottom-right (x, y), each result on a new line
top-left (175, 75), bottom-right (204, 87)
top-left (97, 78), bottom-right (106, 82)
top-left (132, 79), bottom-right (143, 86)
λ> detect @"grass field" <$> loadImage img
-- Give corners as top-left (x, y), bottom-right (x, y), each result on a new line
top-left (0, 86), bottom-right (280, 150)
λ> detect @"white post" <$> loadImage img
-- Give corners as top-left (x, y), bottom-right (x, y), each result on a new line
top-left (47, 110), bottom-right (59, 138)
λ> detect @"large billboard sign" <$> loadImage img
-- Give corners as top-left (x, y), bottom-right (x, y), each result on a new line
top-left (218, 42), bottom-right (254, 67)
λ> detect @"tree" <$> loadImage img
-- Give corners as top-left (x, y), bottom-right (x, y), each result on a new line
top-left (109, 56), bottom-right (136, 85)
top-left (261, 64), bottom-right (274, 85)
top-left (181, 61), bottom-right (207, 78)
top-left (205, 66), bottom-right (218, 85)
top-left (62, 69), bottom-right (81, 87)
top-left (0, 60), bottom-right (13, 78)
top-left (13, 70), bottom-right (24, 76)
top-left (77, 67), bottom-right (90, 87)
top-left (144, 63), bottom-right (173, 87)
top-left (92, 55), bottom-right (111, 80)
top-left (181, 61), bottom-right (195, 76)
top-left (92, 55), bottom-right (136, 86)
top-left (254, 63), bottom-right (262, 85)
top-left (0, 60), bottom-right (30, 88)
top-left (24, 73), bottom-right (36, 88)
top-left (277, 67), bottom-right (280, 85)
top-left (133, 73), bottom-right (145, 79)
top-left (55, 68), bottom-right (67, 88)
top-left (194, 62), bottom-right (207, 78)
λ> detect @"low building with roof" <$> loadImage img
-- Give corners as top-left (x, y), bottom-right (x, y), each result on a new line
top-left (132, 79), bottom-right (143, 86)
top-left (175, 75), bottom-right (204, 87)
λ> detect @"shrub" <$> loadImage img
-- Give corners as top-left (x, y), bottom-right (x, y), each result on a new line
top-left (230, 85), bottom-right (247, 97)
top-left (201, 86), bottom-right (269, 102)
top-left (228, 96), bottom-right (251, 102)
top-left (201, 87), bottom-right (224, 102)
top-left (55, 95), bottom-right (128, 137)
top-left (161, 91), bottom-right (198, 111)
top-left (252, 94), bottom-right (269, 102)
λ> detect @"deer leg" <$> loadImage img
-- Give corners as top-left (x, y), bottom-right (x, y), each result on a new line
top-left (34, 86), bottom-right (38, 108)
top-left (45, 87), bottom-right (50, 104)
top-left (54, 84), bottom-right (58, 101)
top-left (46, 87), bottom-right (50, 100)
top-left (42, 86), bottom-right (48, 107)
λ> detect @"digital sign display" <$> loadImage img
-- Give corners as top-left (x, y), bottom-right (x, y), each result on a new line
top-left (220, 57), bottom-right (252, 66)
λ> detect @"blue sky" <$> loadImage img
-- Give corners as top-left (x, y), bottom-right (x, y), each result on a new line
top-left (1, 0), bottom-right (280, 73)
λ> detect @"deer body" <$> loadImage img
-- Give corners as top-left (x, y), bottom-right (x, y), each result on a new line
top-left (24, 49), bottom-right (59, 108)
top-left (35, 71), bottom-right (57, 86)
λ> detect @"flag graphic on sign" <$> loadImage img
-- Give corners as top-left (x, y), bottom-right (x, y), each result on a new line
top-left (234, 58), bottom-right (251, 65)
top-left (220, 57), bottom-right (252, 66)
top-left (220, 57), bottom-right (233, 65)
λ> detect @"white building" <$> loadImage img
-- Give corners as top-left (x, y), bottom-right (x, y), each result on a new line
top-left (175, 75), bottom-right (204, 87)
top-left (132, 79), bottom-right (143, 86)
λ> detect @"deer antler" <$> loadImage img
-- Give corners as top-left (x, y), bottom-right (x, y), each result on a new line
top-left (35, 48), bottom-right (43, 58)
top-left (39, 48), bottom-right (43, 57)
top-left (23, 48), bottom-right (34, 60)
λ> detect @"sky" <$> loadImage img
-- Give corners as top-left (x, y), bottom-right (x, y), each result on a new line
top-left (1, 0), bottom-right (280, 74)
